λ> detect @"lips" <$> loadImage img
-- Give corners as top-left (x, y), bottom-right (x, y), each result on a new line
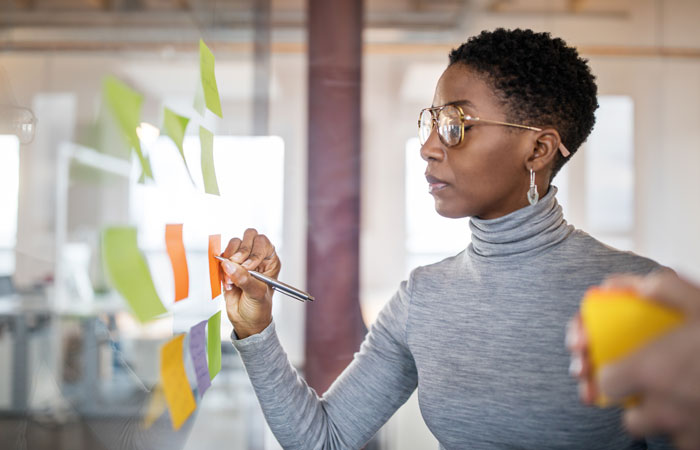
top-left (425, 174), bottom-right (448, 193)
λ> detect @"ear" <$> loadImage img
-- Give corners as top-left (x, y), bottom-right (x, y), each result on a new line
top-left (524, 128), bottom-right (562, 174)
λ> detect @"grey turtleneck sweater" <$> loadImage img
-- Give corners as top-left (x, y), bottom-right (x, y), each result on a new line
top-left (231, 188), bottom-right (672, 450)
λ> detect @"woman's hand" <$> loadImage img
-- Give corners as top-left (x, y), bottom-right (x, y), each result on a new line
top-left (219, 228), bottom-right (280, 339)
top-left (568, 271), bottom-right (700, 450)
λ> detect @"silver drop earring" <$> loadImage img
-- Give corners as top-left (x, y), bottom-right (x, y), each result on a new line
top-left (527, 168), bottom-right (539, 205)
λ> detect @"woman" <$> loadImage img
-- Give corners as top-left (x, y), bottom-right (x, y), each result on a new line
top-left (219, 29), bottom-right (672, 449)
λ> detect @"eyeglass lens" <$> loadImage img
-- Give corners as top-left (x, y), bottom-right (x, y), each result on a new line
top-left (418, 105), bottom-right (463, 147)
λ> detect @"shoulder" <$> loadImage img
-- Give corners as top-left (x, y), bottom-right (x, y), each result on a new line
top-left (409, 250), bottom-right (467, 284)
top-left (561, 229), bottom-right (662, 275)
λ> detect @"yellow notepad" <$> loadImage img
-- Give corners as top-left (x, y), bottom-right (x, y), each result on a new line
top-left (580, 288), bottom-right (684, 406)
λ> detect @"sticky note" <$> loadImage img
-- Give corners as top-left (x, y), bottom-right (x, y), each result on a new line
top-left (102, 76), bottom-right (153, 181)
top-left (208, 234), bottom-right (222, 299)
top-left (199, 126), bottom-right (219, 196)
top-left (195, 39), bottom-right (223, 118)
top-left (165, 224), bottom-right (189, 302)
top-left (162, 108), bottom-right (195, 184)
top-left (161, 334), bottom-right (197, 430)
top-left (193, 79), bottom-right (205, 117)
top-left (142, 383), bottom-right (167, 429)
top-left (207, 311), bottom-right (222, 380)
top-left (102, 227), bottom-right (167, 323)
top-left (580, 288), bottom-right (685, 406)
top-left (189, 320), bottom-right (211, 396)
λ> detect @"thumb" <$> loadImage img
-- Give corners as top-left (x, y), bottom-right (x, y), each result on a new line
top-left (598, 326), bottom-right (682, 403)
top-left (598, 350), bottom-right (646, 403)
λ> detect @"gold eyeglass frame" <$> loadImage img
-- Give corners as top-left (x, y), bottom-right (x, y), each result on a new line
top-left (418, 104), bottom-right (570, 158)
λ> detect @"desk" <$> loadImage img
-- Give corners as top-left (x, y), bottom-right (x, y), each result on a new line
top-left (0, 292), bottom-right (126, 415)
top-left (0, 293), bottom-right (51, 414)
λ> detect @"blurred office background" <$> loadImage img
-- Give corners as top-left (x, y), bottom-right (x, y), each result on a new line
top-left (1, 0), bottom-right (699, 449)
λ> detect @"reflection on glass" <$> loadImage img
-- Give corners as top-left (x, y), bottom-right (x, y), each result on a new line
top-left (0, 105), bottom-right (37, 144)
top-left (130, 135), bottom-right (285, 338)
top-left (0, 135), bottom-right (19, 275)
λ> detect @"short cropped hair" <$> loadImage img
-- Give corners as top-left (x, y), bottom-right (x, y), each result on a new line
top-left (449, 28), bottom-right (598, 180)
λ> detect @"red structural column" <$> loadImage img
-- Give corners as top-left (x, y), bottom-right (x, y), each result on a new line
top-left (305, 0), bottom-right (367, 394)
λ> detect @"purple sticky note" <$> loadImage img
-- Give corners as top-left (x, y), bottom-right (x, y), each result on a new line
top-left (189, 320), bottom-right (211, 396)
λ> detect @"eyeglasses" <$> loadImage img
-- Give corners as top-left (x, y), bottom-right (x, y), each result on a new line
top-left (418, 104), bottom-right (570, 157)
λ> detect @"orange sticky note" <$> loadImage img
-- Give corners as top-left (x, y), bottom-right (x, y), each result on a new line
top-left (160, 334), bottom-right (196, 430)
top-left (165, 224), bottom-right (189, 302)
top-left (581, 288), bottom-right (685, 406)
top-left (208, 234), bottom-right (222, 299)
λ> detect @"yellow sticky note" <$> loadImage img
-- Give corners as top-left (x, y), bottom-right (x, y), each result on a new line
top-left (161, 334), bottom-right (197, 430)
top-left (141, 383), bottom-right (167, 429)
top-left (581, 288), bottom-right (684, 406)
top-left (195, 39), bottom-right (223, 118)
top-left (102, 76), bottom-right (153, 181)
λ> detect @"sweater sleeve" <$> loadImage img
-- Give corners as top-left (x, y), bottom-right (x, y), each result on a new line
top-left (231, 277), bottom-right (418, 450)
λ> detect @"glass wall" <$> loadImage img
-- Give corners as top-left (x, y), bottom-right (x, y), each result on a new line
top-left (2, 1), bottom-right (700, 449)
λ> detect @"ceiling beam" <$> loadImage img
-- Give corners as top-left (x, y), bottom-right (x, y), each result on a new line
top-left (3, 39), bottom-right (700, 61)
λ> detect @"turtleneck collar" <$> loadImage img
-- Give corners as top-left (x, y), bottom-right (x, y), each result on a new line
top-left (468, 186), bottom-right (573, 260)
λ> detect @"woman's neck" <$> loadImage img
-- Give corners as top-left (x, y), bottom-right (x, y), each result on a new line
top-left (468, 186), bottom-right (572, 259)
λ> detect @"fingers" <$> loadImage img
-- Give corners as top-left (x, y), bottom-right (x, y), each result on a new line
top-left (624, 396), bottom-right (700, 450)
top-left (224, 228), bottom-right (258, 264)
top-left (602, 271), bottom-right (700, 316)
top-left (219, 228), bottom-right (280, 297)
top-left (221, 228), bottom-right (278, 268)
top-left (673, 430), bottom-right (700, 450)
top-left (242, 234), bottom-right (273, 270)
top-left (222, 237), bottom-right (242, 259)
top-left (639, 271), bottom-right (700, 316)
top-left (567, 316), bottom-right (598, 405)
top-left (220, 260), bottom-right (269, 300)
top-left (598, 356), bottom-right (644, 404)
top-left (566, 315), bottom-right (587, 352)
top-left (600, 274), bottom-right (645, 290)
top-left (598, 326), bottom-right (681, 404)
top-left (623, 394), bottom-right (688, 438)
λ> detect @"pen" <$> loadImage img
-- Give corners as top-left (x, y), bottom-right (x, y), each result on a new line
top-left (213, 255), bottom-right (315, 303)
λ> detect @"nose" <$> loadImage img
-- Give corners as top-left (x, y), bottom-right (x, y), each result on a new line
top-left (419, 128), bottom-right (447, 162)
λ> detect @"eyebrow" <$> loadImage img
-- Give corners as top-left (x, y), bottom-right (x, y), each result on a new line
top-left (432, 99), bottom-right (476, 109)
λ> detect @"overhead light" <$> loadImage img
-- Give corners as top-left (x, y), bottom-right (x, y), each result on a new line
top-left (0, 105), bottom-right (37, 145)
top-left (0, 67), bottom-right (37, 144)
top-left (136, 122), bottom-right (160, 144)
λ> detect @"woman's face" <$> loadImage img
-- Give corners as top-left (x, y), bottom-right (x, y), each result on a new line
top-left (421, 63), bottom-right (538, 220)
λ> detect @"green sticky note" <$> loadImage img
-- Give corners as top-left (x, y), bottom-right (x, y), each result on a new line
top-left (197, 39), bottom-right (223, 118)
top-left (207, 311), bottom-right (222, 380)
top-left (199, 126), bottom-right (219, 196)
top-left (193, 79), bottom-right (205, 117)
top-left (162, 108), bottom-right (195, 184)
top-left (102, 227), bottom-right (167, 323)
top-left (102, 76), bottom-right (153, 181)
top-left (137, 154), bottom-right (153, 185)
